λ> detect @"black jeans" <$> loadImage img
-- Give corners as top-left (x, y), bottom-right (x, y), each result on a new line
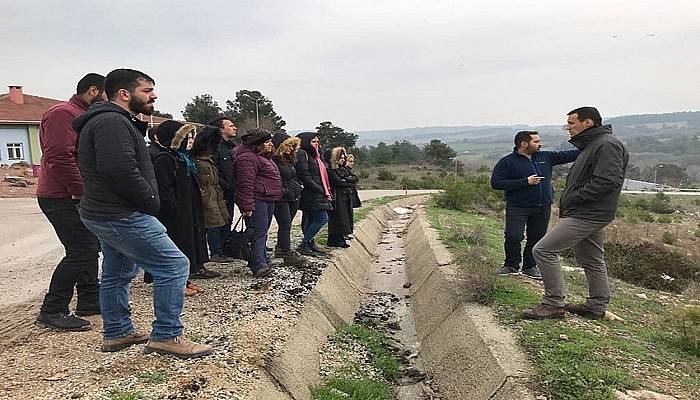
top-left (38, 197), bottom-right (100, 314)
top-left (273, 200), bottom-right (299, 251)
top-left (503, 205), bottom-right (551, 270)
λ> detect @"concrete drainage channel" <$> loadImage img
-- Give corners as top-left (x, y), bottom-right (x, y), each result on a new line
top-left (247, 196), bottom-right (534, 400)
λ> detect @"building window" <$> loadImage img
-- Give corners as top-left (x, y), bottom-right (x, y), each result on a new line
top-left (7, 143), bottom-right (23, 160)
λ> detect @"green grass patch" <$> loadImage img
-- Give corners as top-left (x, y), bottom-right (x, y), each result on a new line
top-left (137, 370), bottom-right (167, 384)
top-left (428, 204), bottom-right (700, 399)
top-left (311, 376), bottom-right (391, 400)
top-left (109, 389), bottom-right (147, 400)
top-left (336, 324), bottom-right (401, 381)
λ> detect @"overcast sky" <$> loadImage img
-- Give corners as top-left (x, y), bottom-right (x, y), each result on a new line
top-left (2, 0), bottom-right (698, 131)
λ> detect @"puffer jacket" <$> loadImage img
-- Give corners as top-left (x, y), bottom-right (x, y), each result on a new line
top-left (559, 125), bottom-right (629, 222)
top-left (295, 132), bottom-right (332, 212)
top-left (233, 144), bottom-right (283, 212)
top-left (195, 156), bottom-right (230, 227)
top-left (74, 102), bottom-right (159, 221)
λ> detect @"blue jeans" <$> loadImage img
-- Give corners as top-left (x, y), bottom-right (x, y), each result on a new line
top-left (301, 210), bottom-right (328, 244)
top-left (82, 212), bottom-right (189, 340)
top-left (206, 224), bottom-right (229, 256)
top-left (249, 201), bottom-right (275, 272)
top-left (503, 205), bottom-right (551, 270)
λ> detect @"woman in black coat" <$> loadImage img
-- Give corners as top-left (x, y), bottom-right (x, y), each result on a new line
top-left (151, 121), bottom-right (219, 294)
top-left (294, 132), bottom-right (333, 256)
top-left (326, 147), bottom-right (354, 247)
top-left (345, 153), bottom-right (361, 238)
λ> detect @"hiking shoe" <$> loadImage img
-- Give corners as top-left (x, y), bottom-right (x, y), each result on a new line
top-left (35, 312), bottom-right (91, 332)
top-left (210, 254), bottom-right (234, 263)
top-left (253, 267), bottom-right (273, 278)
top-left (565, 303), bottom-right (605, 320)
top-left (522, 303), bottom-right (565, 320)
top-left (190, 267), bottom-right (222, 279)
top-left (143, 336), bottom-right (213, 359)
top-left (297, 242), bottom-right (316, 256)
top-left (522, 266), bottom-right (543, 280)
top-left (498, 265), bottom-right (520, 276)
top-left (281, 251), bottom-right (306, 266)
top-left (102, 331), bottom-right (150, 352)
top-left (309, 241), bottom-right (330, 255)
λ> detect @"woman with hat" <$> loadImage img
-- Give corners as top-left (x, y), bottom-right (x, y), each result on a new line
top-left (233, 128), bottom-right (283, 277)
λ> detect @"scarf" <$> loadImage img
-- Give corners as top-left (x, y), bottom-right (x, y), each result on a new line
top-left (176, 149), bottom-right (197, 175)
top-left (315, 147), bottom-right (332, 198)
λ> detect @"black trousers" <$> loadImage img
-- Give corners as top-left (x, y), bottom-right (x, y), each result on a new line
top-left (273, 200), bottom-right (299, 251)
top-left (38, 197), bottom-right (100, 314)
top-left (503, 205), bottom-right (551, 270)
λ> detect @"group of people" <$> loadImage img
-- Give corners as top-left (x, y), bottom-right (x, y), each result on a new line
top-left (34, 69), bottom-right (361, 359)
top-left (491, 106), bottom-right (629, 320)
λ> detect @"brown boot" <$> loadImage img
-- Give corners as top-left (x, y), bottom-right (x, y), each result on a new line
top-left (102, 331), bottom-right (150, 352)
top-left (143, 336), bottom-right (213, 359)
top-left (522, 303), bottom-right (565, 320)
top-left (565, 303), bottom-right (605, 319)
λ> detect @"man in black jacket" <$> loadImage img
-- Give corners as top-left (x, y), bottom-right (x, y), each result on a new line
top-left (76, 68), bottom-right (212, 358)
top-left (207, 117), bottom-right (237, 262)
top-left (491, 131), bottom-right (578, 280)
top-left (522, 107), bottom-right (628, 320)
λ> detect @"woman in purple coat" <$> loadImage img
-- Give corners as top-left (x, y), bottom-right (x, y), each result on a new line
top-left (233, 128), bottom-right (283, 277)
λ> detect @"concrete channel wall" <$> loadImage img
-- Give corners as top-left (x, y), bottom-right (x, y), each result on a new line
top-left (247, 196), bottom-right (532, 400)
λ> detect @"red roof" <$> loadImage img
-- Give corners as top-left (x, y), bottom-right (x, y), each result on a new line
top-left (0, 92), bottom-right (62, 123)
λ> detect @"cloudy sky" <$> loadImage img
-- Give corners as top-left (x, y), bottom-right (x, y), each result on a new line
top-left (2, 0), bottom-right (698, 131)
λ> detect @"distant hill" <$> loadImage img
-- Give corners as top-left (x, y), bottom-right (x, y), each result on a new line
top-left (605, 111), bottom-right (700, 127)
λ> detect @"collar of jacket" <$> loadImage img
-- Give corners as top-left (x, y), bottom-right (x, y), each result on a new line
top-left (68, 94), bottom-right (91, 111)
top-left (569, 124), bottom-right (613, 150)
top-left (221, 138), bottom-right (236, 149)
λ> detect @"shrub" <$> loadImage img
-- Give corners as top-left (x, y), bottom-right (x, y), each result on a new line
top-left (434, 175), bottom-right (503, 213)
top-left (694, 228), bottom-right (700, 239)
top-left (399, 175), bottom-right (442, 189)
top-left (357, 170), bottom-right (370, 179)
top-left (662, 231), bottom-right (677, 245)
top-left (657, 215), bottom-right (673, 224)
top-left (604, 242), bottom-right (699, 292)
top-left (376, 169), bottom-right (396, 181)
top-left (665, 306), bottom-right (700, 356)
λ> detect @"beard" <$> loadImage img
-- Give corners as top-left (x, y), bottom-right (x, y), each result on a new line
top-left (128, 96), bottom-right (155, 115)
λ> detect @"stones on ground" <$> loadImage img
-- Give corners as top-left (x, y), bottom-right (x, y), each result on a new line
top-left (636, 293), bottom-right (649, 300)
top-left (558, 334), bottom-right (569, 341)
top-left (403, 282), bottom-right (412, 289)
top-left (615, 389), bottom-right (678, 400)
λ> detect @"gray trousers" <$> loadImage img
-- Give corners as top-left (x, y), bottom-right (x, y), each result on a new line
top-left (532, 217), bottom-right (611, 311)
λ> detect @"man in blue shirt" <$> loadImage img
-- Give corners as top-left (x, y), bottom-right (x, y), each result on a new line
top-left (491, 131), bottom-right (579, 279)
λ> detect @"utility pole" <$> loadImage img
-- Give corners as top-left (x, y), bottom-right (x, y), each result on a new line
top-left (242, 93), bottom-right (262, 128)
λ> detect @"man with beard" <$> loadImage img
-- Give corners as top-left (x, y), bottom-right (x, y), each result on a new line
top-left (35, 73), bottom-right (106, 332)
top-left (75, 69), bottom-right (212, 358)
top-left (491, 131), bottom-right (579, 280)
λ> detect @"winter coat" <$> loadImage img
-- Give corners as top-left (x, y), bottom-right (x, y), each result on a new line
top-left (348, 169), bottom-right (362, 208)
top-left (295, 132), bottom-right (333, 212)
top-left (273, 137), bottom-right (303, 203)
top-left (37, 94), bottom-right (90, 198)
top-left (212, 138), bottom-right (236, 205)
top-left (491, 149), bottom-right (579, 208)
top-left (153, 150), bottom-right (208, 267)
top-left (559, 125), bottom-right (629, 222)
top-left (328, 164), bottom-right (354, 236)
top-left (233, 144), bottom-right (283, 212)
top-left (75, 102), bottom-right (159, 221)
top-left (195, 156), bottom-right (230, 227)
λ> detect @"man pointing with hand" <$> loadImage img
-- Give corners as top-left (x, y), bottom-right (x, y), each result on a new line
top-left (491, 130), bottom-right (579, 279)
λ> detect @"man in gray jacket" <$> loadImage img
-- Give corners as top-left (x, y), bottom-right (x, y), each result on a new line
top-left (522, 107), bottom-right (628, 320)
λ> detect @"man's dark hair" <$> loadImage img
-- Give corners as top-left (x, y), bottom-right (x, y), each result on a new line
top-left (191, 126), bottom-right (223, 157)
top-left (568, 106), bottom-right (602, 126)
top-left (514, 131), bottom-right (538, 147)
top-left (76, 73), bottom-right (105, 94)
top-left (104, 68), bottom-right (155, 101)
top-left (208, 116), bottom-right (231, 129)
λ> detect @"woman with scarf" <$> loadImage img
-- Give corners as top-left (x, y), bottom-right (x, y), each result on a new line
top-left (151, 120), bottom-right (217, 296)
top-left (233, 128), bottom-right (283, 277)
top-left (295, 132), bottom-right (333, 256)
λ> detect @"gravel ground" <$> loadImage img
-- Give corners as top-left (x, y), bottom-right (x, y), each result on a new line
top-left (0, 257), bottom-right (328, 400)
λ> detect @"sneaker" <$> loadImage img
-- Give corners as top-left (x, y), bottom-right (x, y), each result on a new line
top-left (102, 331), bottom-right (150, 352)
top-left (143, 336), bottom-right (213, 359)
top-left (210, 254), bottom-right (234, 263)
top-left (498, 265), bottom-right (520, 276)
top-left (522, 266), bottom-right (542, 280)
top-left (564, 303), bottom-right (605, 320)
top-left (280, 251), bottom-right (306, 266)
top-left (522, 303), bottom-right (565, 320)
top-left (253, 267), bottom-right (273, 278)
top-left (190, 268), bottom-right (222, 280)
top-left (297, 242), bottom-right (316, 256)
top-left (35, 312), bottom-right (91, 332)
